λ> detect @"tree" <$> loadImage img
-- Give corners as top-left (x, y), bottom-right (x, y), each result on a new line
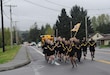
top-left (44, 24), bottom-right (54, 35)
top-left (40, 25), bottom-right (45, 35)
top-left (92, 14), bottom-right (110, 33)
top-left (21, 31), bottom-right (29, 43)
top-left (4, 28), bottom-right (10, 46)
top-left (91, 16), bottom-right (98, 31)
top-left (96, 23), bottom-right (110, 34)
top-left (13, 26), bottom-right (16, 44)
top-left (0, 29), bottom-right (2, 48)
top-left (97, 14), bottom-right (110, 25)
top-left (0, 28), bottom-right (11, 47)
top-left (29, 22), bottom-right (41, 43)
top-left (70, 5), bottom-right (94, 39)
top-left (55, 8), bottom-right (71, 39)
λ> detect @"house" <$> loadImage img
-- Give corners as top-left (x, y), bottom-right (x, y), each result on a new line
top-left (89, 33), bottom-right (104, 41)
top-left (98, 34), bottom-right (110, 46)
top-left (89, 33), bottom-right (110, 46)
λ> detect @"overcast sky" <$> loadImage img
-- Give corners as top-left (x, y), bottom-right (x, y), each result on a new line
top-left (1, 0), bottom-right (110, 31)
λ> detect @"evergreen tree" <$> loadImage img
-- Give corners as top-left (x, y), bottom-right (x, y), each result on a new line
top-left (40, 25), bottom-right (45, 35)
top-left (29, 22), bottom-right (40, 43)
top-left (45, 24), bottom-right (54, 35)
top-left (21, 31), bottom-right (29, 43)
top-left (55, 8), bottom-right (71, 40)
top-left (70, 5), bottom-right (94, 39)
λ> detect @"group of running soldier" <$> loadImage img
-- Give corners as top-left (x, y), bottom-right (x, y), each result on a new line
top-left (42, 37), bottom-right (96, 68)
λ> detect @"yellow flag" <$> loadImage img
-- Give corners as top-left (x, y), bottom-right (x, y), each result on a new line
top-left (71, 23), bottom-right (81, 32)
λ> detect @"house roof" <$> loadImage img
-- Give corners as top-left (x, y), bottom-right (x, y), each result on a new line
top-left (89, 32), bottom-right (103, 38)
top-left (88, 33), bottom-right (96, 38)
top-left (89, 32), bottom-right (110, 41)
top-left (98, 36), bottom-right (110, 40)
top-left (102, 34), bottom-right (110, 37)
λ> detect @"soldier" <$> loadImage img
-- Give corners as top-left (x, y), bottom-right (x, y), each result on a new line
top-left (57, 38), bottom-right (64, 61)
top-left (81, 37), bottom-right (88, 59)
top-left (75, 39), bottom-right (82, 62)
top-left (63, 40), bottom-right (68, 63)
top-left (42, 39), bottom-right (49, 62)
top-left (69, 38), bottom-right (77, 68)
top-left (47, 40), bottom-right (55, 64)
top-left (54, 37), bottom-right (60, 58)
top-left (88, 38), bottom-right (96, 61)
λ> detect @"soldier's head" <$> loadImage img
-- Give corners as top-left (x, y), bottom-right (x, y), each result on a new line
top-left (67, 40), bottom-right (70, 45)
top-left (62, 38), bottom-right (65, 42)
top-left (64, 40), bottom-right (68, 45)
top-left (83, 37), bottom-right (86, 40)
top-left (57, 36), bottom-right (61, 41)
top-left (50, 40), bottom-right (54, 45)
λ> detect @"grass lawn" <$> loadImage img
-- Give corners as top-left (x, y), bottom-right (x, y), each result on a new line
top-left (0, 45), bottom-right (21, 64)
top-left (100, 45), bottom-right (110, 48)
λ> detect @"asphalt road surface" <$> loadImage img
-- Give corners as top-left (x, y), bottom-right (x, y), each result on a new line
top-left (0, 46), bottom-right (110, 75)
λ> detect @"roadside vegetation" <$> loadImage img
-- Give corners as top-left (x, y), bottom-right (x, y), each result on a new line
top-left (99, 45), bottom-right (110, 48)
top-left (0, 45), bottom-right (21, 64)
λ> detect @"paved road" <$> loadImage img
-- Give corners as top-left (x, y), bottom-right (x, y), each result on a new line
top-left (0, 46), bottom-right (110, 75)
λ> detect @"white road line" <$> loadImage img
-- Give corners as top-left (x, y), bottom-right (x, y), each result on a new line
top-left (30, 47), bottom-right (60, 66)
top-left (31, 47), bottom-right (44, 56)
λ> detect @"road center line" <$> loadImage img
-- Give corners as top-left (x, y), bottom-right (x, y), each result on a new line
top-left (96, 60), bottom-right (110, 65)
top-left (30, 46), bottom-right (60, 66)
top-left (87, 57), bottom-right (110, 65)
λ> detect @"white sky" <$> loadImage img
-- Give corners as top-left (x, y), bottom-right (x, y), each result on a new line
top-left (1, 0), bottom-right (110, 31)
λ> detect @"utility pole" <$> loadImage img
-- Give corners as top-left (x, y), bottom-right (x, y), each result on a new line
top-left (1, 0), bottom-right (5, 52)
top-left (85, 16), bottom-right (88, 41)
top-left (56, 28), bottom-right (58, 37)
top-left (5, 5), bottom-right (17, 48)
top-left (70, 21), bottom-right (72, 38)
top-left (14, 21), bottom-right (19, 45)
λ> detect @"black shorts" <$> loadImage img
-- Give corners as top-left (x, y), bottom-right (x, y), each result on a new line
top-left (69, 52), bottom-right (75, 57)
top-left (47, 51), bottom-right (55, 56)
top-left (90, 50), bottom-right (95, 52)
top-left (59, 50), bottom-right (64, 54)
top-left (90, 47), bottom-right (95, 52)
top-left (43, 49), bottom-right (48, 54)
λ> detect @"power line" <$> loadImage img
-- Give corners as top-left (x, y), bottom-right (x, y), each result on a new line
top-left (44, 0), bottom-right (110, 16)
top-left (45, 0), bottom-right (71, 8)
top-left (2, 0), bottom-right (110, 12)
top-left (3, 0), bottom-right (12, 4)
top-left (23, 0), bottom-right (60, 12)
top-left (0, 0), bottom-right (12, 6)
top-left (45, 0), bottom-right (110, 11)
top-left (87, 8), bottom-right (110, 11)
top-left (3, 10), bottom-right (10, 19)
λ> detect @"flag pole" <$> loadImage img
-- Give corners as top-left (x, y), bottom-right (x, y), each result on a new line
top-left (85, 16), bottom-right (88, 41)
top-left (74, 31), bottom-right (77, 37)
top-left (70, 21), bottom-right (72, 38)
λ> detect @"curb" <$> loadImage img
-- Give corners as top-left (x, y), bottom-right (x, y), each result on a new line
top-left (0, 60), bottom-right (31, 72)
top-left (0, 46), bottom-right (31, 72)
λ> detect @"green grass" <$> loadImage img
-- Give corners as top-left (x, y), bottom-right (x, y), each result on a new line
top-left (0, 45), bottom-right (21, 64)
top-left (100, 45), bottom-right (110, 48)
